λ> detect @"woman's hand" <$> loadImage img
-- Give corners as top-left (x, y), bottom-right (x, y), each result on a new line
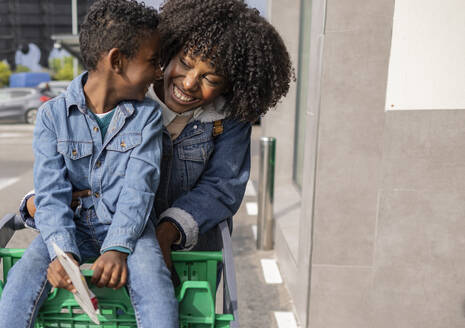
top-left (70, 189), bottom-right (92, 209)
top-left (26, 190), bottom-right (92, 218)
top-left (26, 195), bottom-right (37, 218)
top-left (91, 251), bottom-right (128, 289)
top-left (156, 221), bottom-right (181, 286)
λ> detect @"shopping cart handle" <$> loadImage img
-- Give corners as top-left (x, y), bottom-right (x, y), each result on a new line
top-left (0, 214), bottom-right (25, 248)
top-left (220, 220), bottom-right (239, 328)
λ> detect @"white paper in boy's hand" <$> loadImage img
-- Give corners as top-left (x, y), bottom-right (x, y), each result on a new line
top-left (52, 242), bottom-right (100, 325)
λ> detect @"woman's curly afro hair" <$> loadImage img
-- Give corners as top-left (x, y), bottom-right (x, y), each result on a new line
top-left (159, 0), bottom-right (293, 122)
top-left (80, 0), bottom-right (159, 71)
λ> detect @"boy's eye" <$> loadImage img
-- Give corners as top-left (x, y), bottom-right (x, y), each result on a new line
top-left (150, 57), bottom-right (161, 67)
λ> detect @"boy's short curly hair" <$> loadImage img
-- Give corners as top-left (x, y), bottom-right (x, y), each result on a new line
top-left (159, 0), bottom-right (293, 122)
top-left (80, 0), bottom-right (159, 71)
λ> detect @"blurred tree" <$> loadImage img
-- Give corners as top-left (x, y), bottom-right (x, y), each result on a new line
top-left (50, 56), bottom-right (82, 81)
top-left (0, 61), bottom-right (12, 87)
top-left (14, 65), bottom-right (31, 73)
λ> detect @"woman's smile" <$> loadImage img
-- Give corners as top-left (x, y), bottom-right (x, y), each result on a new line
top-left (172, 84), bottom-right (199, 104)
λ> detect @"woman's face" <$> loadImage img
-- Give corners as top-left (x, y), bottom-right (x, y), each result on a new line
top-left (163, 51), bottom-right (226, 113)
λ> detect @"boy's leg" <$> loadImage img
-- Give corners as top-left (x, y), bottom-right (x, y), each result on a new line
top-left (126, 221), bottom-right (178, 328)
top-left (0, 235), bottom-right (52, 328)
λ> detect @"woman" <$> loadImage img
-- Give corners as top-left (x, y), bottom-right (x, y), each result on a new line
top-left (20, 0), bottom-right (293, 277)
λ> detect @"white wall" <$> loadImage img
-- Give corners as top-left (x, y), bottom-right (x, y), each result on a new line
top-left (386, 0), bottom-right (465, 110)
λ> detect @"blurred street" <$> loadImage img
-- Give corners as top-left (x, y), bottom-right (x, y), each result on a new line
top-left (0, 122), bottom-right (298, 327)
top-left (0, 123), bottom-right (37, 248)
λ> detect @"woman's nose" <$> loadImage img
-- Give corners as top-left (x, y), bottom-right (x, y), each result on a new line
top-left (183, 71), bottom-right (199, 91)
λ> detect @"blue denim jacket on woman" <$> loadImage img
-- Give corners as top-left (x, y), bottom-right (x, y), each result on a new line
top-left (32, 73), bottom-right (162, 261)
top-left (154, 100), bottom-right (252, 250)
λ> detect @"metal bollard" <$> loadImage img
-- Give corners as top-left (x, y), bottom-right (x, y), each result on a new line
top-left (257, 137), bottom-right (276, 250)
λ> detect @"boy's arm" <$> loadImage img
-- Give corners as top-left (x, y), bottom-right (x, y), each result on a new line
top-left (33, 105), bottom-right (79, 261)
top-left (100, 107), bottom-right (163, 254)
top-left (159, 119), bottom-right (251, 249)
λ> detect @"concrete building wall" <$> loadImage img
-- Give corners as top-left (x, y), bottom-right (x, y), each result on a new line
top-left (308, 0), bottom-right (392, 326)
top-left (265, 0), bottom-right (465, 327)
top-left (261, 0), bottom-right (307, 323)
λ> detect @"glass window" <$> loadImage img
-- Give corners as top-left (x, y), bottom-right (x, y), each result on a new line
top-left (293, 0), bottom-right (312, 188)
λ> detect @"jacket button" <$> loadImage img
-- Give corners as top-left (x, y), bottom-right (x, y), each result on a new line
top-left (93, 126), bottom-right (99, 132)
top-left (94, 192), bottom-right (100, 198)
top-left (120, 141), bottom-right (126, 148)
top-left (72, 149), bottom-right (77, 156)
top-left (193, 125), bottom-right (198, 129)
top-left (95, 161), bottom-right (101, 168)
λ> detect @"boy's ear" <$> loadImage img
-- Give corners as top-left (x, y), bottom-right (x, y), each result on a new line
top-left (108, 48), bottom-right (124, 74)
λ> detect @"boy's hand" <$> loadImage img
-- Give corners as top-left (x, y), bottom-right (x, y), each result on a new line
top-left (47, 252), bottom-right (78, 294)
top-left (91, 251), bottom-right (128, 289)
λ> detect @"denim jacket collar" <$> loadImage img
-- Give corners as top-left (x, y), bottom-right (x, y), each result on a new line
top-left (193, 97), bottom-right (227, 123)
top-left (64, 71), bottom-right (135, 118)
top-left (65, 72), bottom-right (88, 116)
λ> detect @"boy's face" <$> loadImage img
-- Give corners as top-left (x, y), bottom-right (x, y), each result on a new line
top-left (116, 32), bottom-right (161, 102)
top-left (163, 51), bottom-right (226, 113)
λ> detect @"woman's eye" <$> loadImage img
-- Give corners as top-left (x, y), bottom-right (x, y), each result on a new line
top-left (179, 57), bottom-right (190, 68)
top-left (204, 76), bottom-right (221, 86)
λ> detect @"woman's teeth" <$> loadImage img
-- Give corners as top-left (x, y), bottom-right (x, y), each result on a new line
top-left (173, 85), bottom-right (195, 102)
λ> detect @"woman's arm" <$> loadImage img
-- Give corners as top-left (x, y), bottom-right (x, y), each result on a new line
top-left (159, 119), bottom-right (251, 249)
top-left (21, 189), bottom-right (91, 224)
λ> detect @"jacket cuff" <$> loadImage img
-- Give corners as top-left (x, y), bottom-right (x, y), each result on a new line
top-left (19, 190), bottom-right (38, 230)
top-left (102, 246), bottom-right (131, 254)
top-left (160, 207), bottom-right (199, 250)
top-left (45, 233), bottom-right (80, 262)
top-left (100, 232), bottom-right (136, 255)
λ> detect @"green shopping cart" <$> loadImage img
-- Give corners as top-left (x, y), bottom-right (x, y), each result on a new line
top-left (0, 214), bottom-right (239, 328)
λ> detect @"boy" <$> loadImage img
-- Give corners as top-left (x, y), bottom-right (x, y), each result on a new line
top-left (0, 1), bottom-right (178, 327)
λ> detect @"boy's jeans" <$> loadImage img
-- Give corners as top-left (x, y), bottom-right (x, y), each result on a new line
top-left (0, 209), bottom-right (178, 328)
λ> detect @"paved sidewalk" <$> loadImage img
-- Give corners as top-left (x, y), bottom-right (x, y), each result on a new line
top-left (231, 126), bottom-right (298, 328)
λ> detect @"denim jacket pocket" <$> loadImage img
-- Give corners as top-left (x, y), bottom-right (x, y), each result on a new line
top-left (57, 141), bottom-right (92, 160)
top-left (106, 133), bottom-right (141, 152)
top-left (178, 140), bottom-right (214, 191)
top-left (178, 138), bottom-right (214, 162)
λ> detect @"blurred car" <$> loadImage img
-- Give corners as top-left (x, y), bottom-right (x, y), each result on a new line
top-left (0, 87), bottom-right (52, 125)
top-left (37, 81), bottom-right (70, 97)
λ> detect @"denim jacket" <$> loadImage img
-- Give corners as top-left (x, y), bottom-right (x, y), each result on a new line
top-left (21, 86), bottom-right (250, 251)
top-left (155, 105), bottom-right (251, 250)
top-left (32, 72), bottom-right (162, 261)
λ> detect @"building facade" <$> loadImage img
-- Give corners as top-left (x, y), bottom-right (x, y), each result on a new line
top-left (0, 0), bottom-right (93, 69)
top-left (264, 0), bottom-right (465, 327)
